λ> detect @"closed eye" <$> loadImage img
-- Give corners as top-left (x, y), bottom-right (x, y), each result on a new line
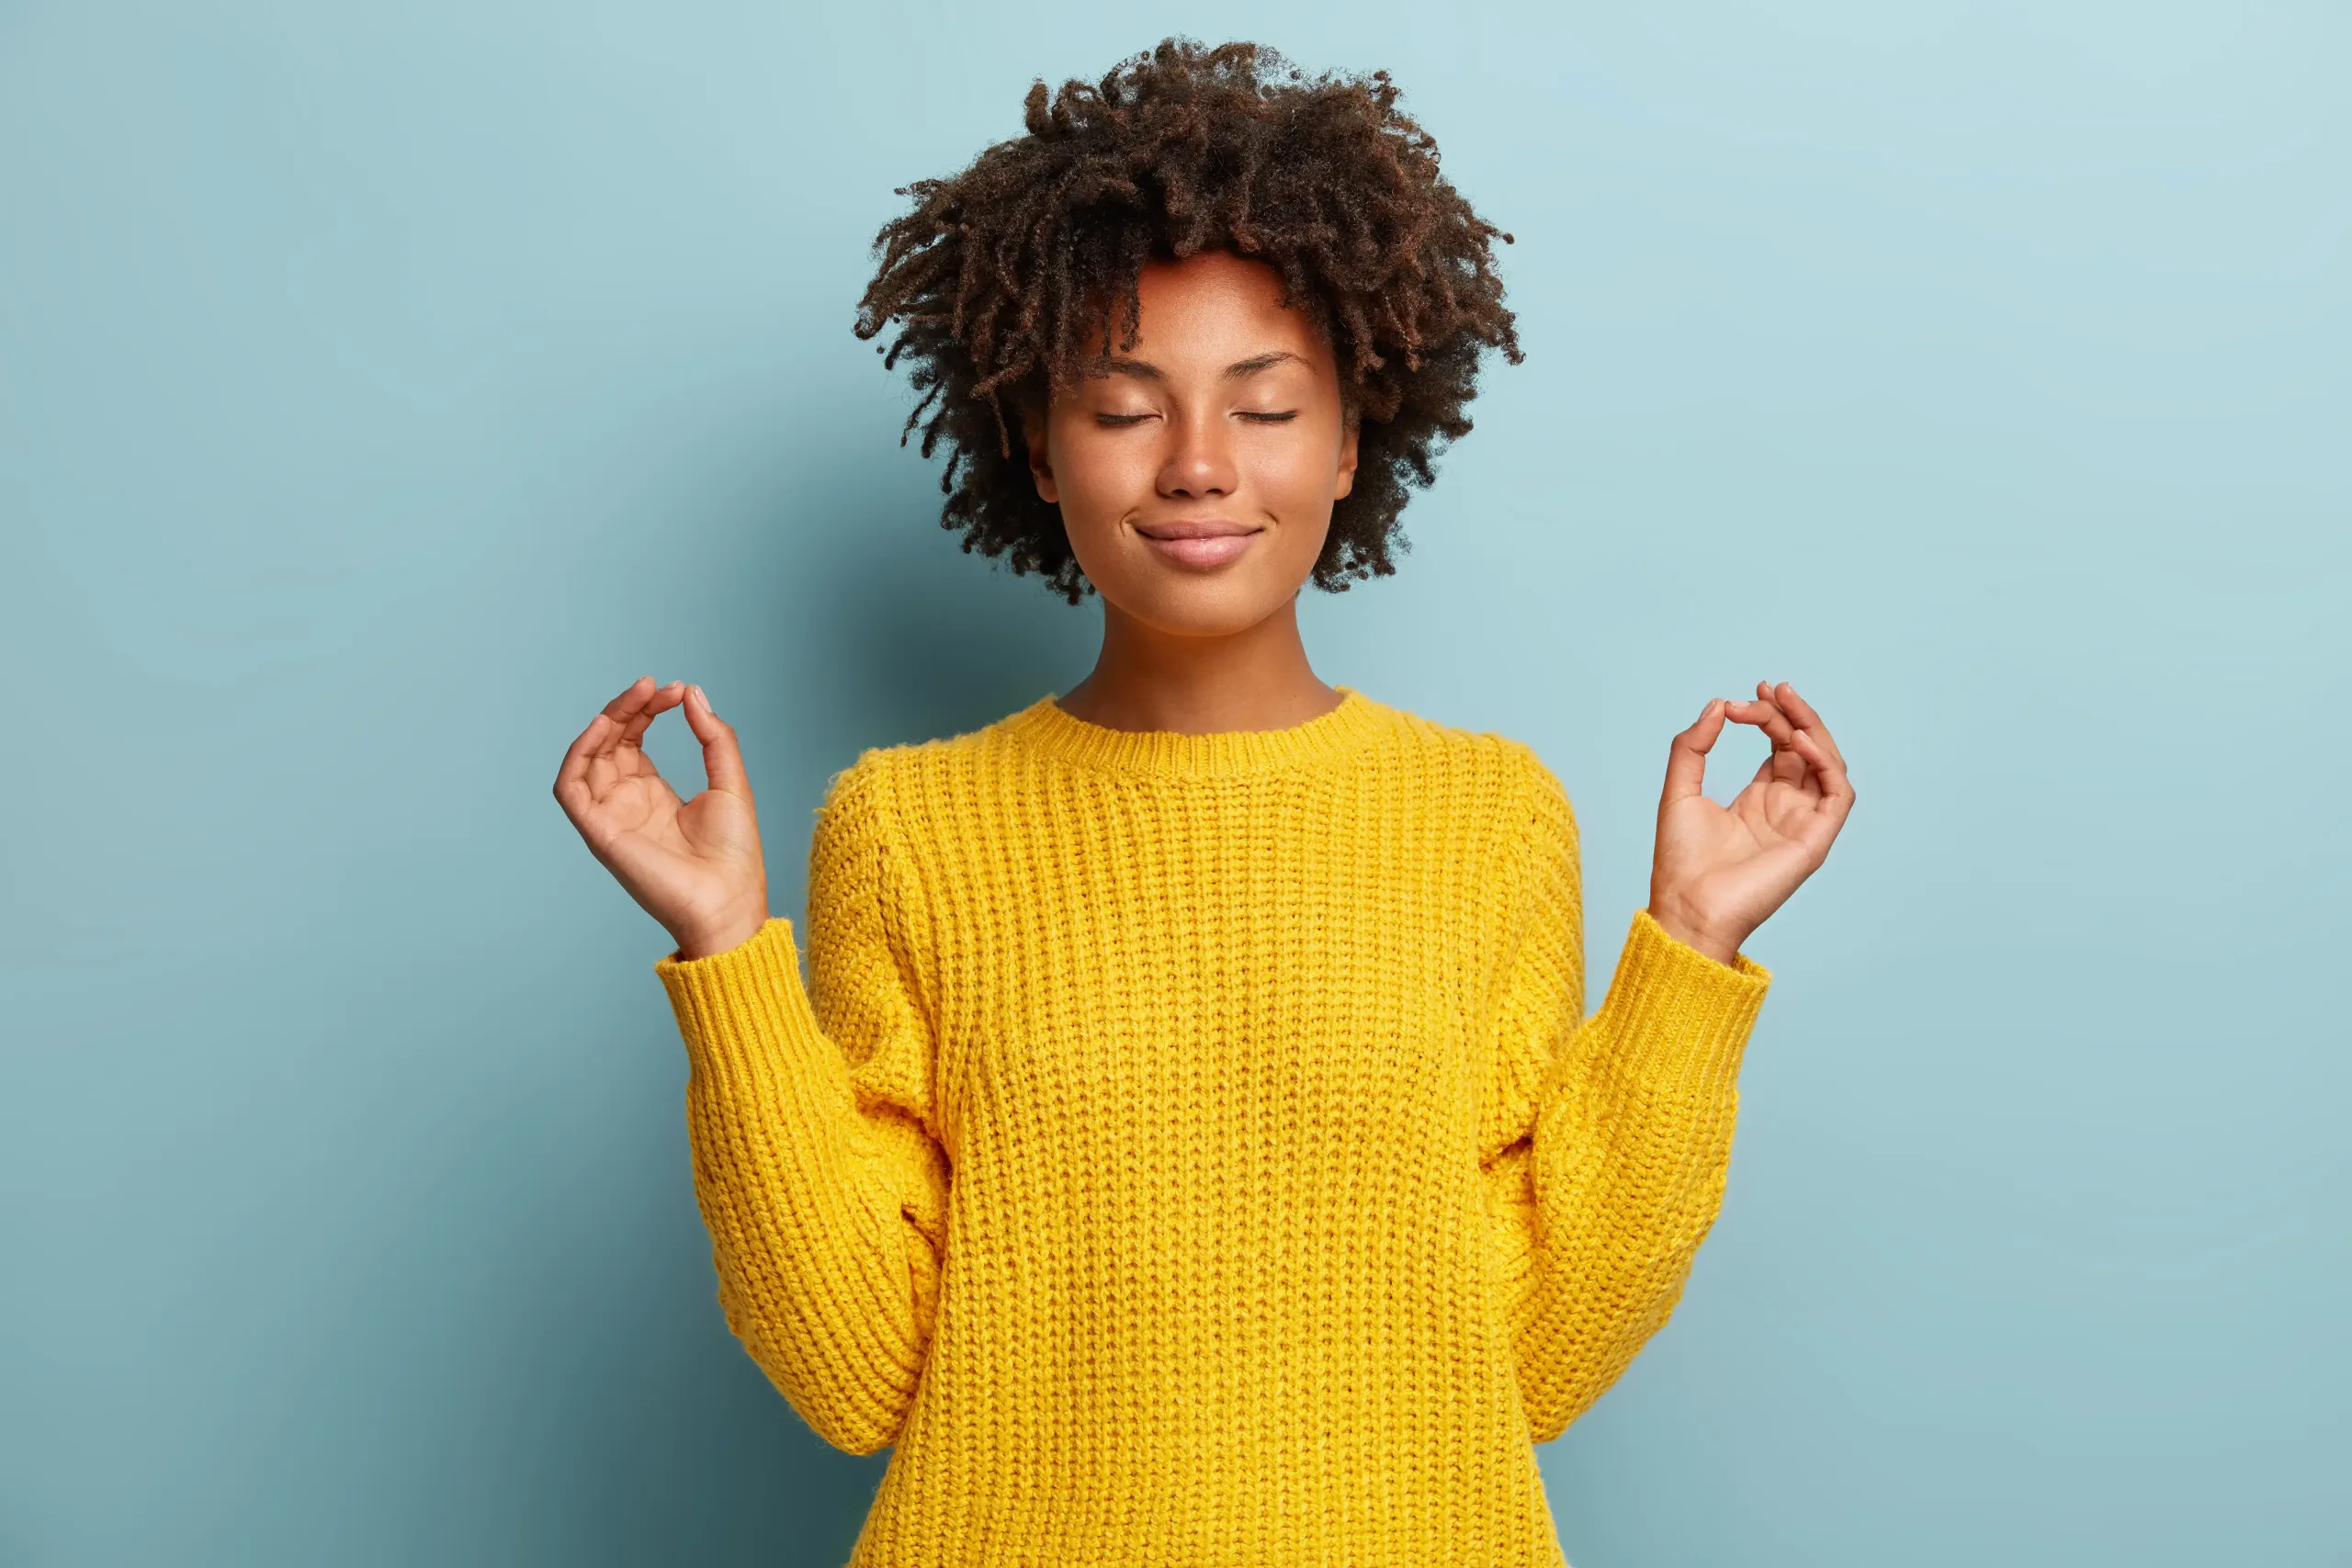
top-left (1093, 410), bottom-right (1297, 426)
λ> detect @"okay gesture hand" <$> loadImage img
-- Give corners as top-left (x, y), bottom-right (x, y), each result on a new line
top-left (553, 676), bottom-right (773, 961)
top-left (1645, 680), bottom-right (1855, 966)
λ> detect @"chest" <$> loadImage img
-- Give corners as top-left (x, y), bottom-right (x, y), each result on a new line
top-left (910, 781), bottom-right (1516, 1172)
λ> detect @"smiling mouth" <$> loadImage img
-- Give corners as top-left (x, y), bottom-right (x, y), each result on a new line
top-left (1134, 519), bottom-right (1263, 570)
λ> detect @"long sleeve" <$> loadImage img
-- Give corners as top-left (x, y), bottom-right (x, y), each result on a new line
top-left (653, 750), bottom-right (950, 1455)
top-left (1478, 750), bottom-right (1772, 1444)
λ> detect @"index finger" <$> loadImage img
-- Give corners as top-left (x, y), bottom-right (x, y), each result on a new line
top-left (1770, 682), bottom-right (1847, 773)
top-left (553, 676), bottom-right (661, 808)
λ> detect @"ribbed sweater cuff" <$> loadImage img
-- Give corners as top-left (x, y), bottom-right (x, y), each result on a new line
top-left (652, 917), bottom-right (814, 1082)
top-left (1555, 908), bottom-right (1773, 1104)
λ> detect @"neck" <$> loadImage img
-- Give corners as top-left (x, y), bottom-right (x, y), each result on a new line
top-left (1057, 596), bottom-right (1343, 735)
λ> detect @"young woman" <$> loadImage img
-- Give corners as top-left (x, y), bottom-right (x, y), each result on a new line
top-left (554, 39), bottom-right (1851, 1567)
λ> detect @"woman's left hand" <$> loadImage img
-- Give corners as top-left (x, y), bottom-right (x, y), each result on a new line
top-left (1645, 680), bottom-right (1855, 966)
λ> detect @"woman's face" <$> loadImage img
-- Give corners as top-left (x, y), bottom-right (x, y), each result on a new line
top-left (1027, 249), bottom-right (1360, 638)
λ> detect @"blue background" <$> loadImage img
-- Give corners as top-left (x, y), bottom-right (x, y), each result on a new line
top-left (4, 3), bottom-right (2345, 1564)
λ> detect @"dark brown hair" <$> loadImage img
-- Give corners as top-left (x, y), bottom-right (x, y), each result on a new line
top-left (855, 38), bottom-right (1521, 604)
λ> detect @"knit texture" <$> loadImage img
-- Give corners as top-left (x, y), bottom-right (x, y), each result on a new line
top-left (654, 686), bottom-right (1771, 1567)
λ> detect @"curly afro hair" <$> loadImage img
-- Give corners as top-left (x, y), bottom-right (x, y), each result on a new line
top-left (854, 37), bottom-right (1522, 605)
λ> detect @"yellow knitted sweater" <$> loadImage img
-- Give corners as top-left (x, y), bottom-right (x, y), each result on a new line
top-left (654, 685), bottom-right (1771, 1567)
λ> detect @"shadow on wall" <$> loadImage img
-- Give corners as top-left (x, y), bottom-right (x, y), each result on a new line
top-left (797, 465), bottom-right (1101, 758)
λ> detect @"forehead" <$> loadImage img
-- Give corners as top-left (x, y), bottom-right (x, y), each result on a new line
top-left (1091, 250), bottom-right (1333, 368)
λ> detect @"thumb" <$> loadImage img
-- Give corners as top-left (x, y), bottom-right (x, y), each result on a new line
top-left (1660, 697), bottom-right (1726, 813)
top-left (681, 684), bottom-right (754, 799)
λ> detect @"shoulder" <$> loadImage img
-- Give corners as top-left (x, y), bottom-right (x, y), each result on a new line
top-left (810, 702), bottom-right (1039, 843)
top-left (1357, 695), bottom-right (1578, 847)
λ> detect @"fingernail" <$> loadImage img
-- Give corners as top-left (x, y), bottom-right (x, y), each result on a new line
top-left (693, 684), bottom-right (709, 709)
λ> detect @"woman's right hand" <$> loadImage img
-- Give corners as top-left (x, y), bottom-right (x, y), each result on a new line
top-left (554, 676), bottom-right (771, 960)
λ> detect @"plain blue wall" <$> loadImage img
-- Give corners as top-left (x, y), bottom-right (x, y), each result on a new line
top-left (3, 3), bottom-right (2345, 1564)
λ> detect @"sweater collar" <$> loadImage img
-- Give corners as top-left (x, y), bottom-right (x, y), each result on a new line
top-left (1000, 685), bottom-right (1390, 779)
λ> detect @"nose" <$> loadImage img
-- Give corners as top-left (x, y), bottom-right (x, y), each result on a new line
top-left (1156, 407), bottom-right (1238, 501)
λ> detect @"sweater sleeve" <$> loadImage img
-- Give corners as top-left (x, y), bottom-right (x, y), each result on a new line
top-left (652, 751), bottom-right (950, 1455)
top-left (1478, 749), bottom-right (1771, 1444)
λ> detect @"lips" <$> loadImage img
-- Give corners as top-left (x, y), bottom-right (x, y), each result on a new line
top-left (1135, 518), bottom-right (1262, 570)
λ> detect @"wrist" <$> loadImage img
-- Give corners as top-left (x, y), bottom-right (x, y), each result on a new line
top-left (1645, 901), bottom-right (1745, 968)
top-left (673, 901), bottom-right (771, 962)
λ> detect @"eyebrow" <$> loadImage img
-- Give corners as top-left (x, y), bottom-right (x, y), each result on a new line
top-left (1102, 351), bottom-right (1309, 382)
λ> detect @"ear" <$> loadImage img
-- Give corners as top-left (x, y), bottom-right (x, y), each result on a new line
top-left (1332, 416), bottom-right (1361, 502)
top-left (1022, 400), bottom-right (1059, 505)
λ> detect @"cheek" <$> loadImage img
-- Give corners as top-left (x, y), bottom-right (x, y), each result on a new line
top-left (1254, 425), bottom-right (1349, 512)
top-left (1049, 428), bottom-right (1153, 517)
top-left (1272, 443), bottom-right (1334, 498)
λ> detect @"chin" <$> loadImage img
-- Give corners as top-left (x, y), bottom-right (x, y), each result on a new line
top-left (1095, 569), bottom-right (1305, 638)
